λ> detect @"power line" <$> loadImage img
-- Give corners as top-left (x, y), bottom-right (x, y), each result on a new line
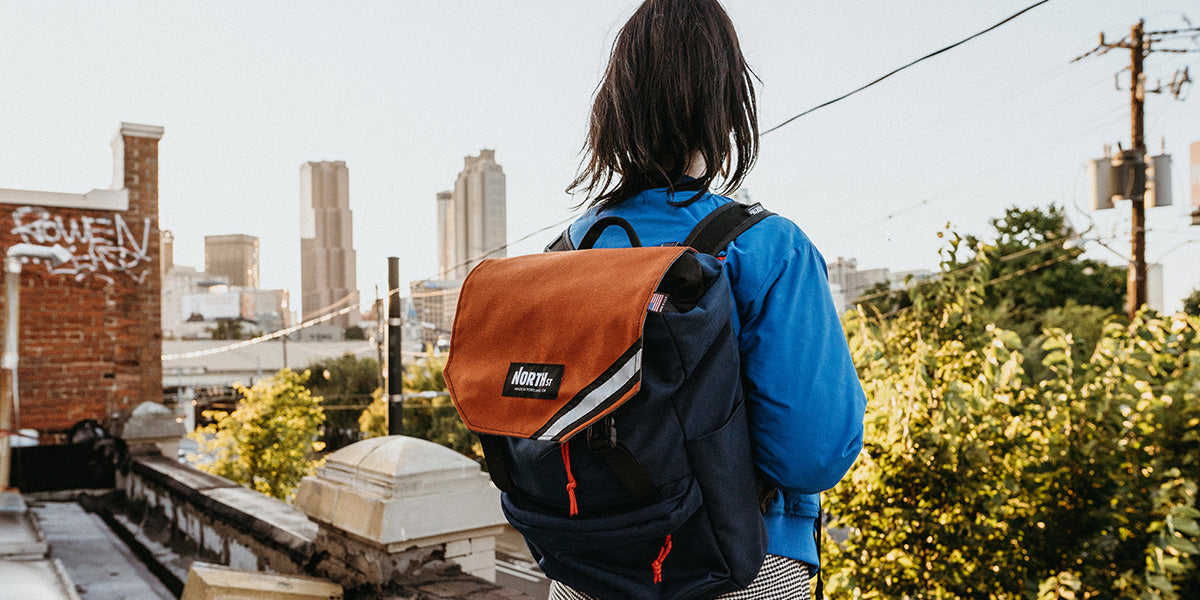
top-left (761, 0), bottom-right (1053, 136)
top-left (859, 245), bottom-right (1087, 321)
top-left (407, 214), bottom-right (575, 289)
top-left (163, 212), bottom-right (578, 362)
top-left (162, 303), bottom-right (360, 361)
top-left (823, 100), bottom-right (1126, 242)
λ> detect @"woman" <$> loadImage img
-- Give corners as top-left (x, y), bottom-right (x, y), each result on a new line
top-left (551, 1), bottom-right (867, 598)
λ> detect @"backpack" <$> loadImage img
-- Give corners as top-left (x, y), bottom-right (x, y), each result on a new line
top-left (445, 201), bottom-right (774, 600)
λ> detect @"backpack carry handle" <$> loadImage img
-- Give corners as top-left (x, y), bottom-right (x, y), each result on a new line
top-left (578, 216), bottom-right (642, 249)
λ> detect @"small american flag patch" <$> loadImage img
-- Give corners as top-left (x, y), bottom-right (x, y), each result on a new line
top-left (648, 293), bottom-right (668, 313)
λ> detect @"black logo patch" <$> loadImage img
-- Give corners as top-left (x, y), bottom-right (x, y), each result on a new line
top-left (503, 363), bottom-right (565, 399)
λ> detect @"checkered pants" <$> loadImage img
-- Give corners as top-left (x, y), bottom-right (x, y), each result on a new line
top-left (547, 554), bottom-right (813, 600)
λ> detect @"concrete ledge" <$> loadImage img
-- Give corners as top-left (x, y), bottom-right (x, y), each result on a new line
top-left (128, 455), bottom-right (316, 567)
top-left (0, 188), bottom-right (129, 211)
top-left (119, 122), bottom-right (165, 140)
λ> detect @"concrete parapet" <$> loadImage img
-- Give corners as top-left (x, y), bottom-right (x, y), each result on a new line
top-left (119, 454), bottom-right (317, 576)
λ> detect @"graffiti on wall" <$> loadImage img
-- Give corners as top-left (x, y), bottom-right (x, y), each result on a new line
top-left (10, 206), bottom-right (153, 284)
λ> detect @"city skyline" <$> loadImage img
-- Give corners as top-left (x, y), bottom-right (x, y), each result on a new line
top-left (1, 2), bottom-right (1197, 313)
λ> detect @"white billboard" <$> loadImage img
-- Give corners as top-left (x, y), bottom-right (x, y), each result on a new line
top-left (181, 292), bottom-right (253, 322)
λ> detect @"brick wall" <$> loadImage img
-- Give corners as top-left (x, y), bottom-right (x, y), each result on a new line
top-left (0, 123), bottom-right (163, 436)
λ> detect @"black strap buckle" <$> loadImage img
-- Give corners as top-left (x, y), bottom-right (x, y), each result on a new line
top-left (586, 416), bottom-right (618, 453)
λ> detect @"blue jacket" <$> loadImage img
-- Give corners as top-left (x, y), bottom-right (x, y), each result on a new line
top-left (566, 188), bottom-right (867, 566)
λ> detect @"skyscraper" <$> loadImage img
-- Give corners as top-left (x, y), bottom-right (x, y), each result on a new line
top-left (437, 149), bottom-right (506, 279)
top-left (300, 160), bottom-right (358, 329)
top-left (204, 234), bottom-right (259, 288)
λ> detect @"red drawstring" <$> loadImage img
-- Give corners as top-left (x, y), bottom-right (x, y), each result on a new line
top-left (560, 442), bottom-right (578, 516)
top-left (651, 534), bottom-right (672, 584)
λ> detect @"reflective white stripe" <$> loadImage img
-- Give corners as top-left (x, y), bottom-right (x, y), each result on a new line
top-left (536, 348), bottom-right (642, 441)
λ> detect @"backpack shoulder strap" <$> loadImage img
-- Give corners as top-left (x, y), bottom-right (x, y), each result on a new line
top-left (683, 202), bottom-right (774, 256)
top-left (547, 202), bottom-right (772, 255)
top-left (545, 228), bottom-right (576, 252)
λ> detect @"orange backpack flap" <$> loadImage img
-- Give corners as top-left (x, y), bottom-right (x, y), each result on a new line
top-left (445, 246), bottom-right (688, 442)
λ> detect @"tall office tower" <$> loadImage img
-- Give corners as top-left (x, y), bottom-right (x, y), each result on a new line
top-left (300, 160), bottom-right (358, 329)
top-left (436, 190), bottom-right (453, 278)
top-left (204, 234), bottom-right (260, 288)
top-left (437, 149), bottom-right (506, 279)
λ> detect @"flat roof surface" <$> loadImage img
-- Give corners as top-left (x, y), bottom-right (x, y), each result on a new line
top-left (29, 501), bottom-right (174, 600)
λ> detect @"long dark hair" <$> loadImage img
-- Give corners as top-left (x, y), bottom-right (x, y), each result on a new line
top-left (569, 0), bottom-right (759, 210)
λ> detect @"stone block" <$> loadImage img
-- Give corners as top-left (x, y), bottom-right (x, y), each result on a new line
top-left (452, 549), bottom-right (495, 580)
top-left (180, 562), bottom-right (342, 600)
top-left (470, 535), bottom-right (495, 553)
top-left (444, 539), bottom-right (471, 558)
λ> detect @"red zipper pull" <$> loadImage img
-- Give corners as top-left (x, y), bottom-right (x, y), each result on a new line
top-left (651, 534), bottom-right (672, 583)
top-left (560, 442), bottom-right (578, 516)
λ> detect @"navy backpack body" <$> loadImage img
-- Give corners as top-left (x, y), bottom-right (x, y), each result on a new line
top-left (446, 202), bottom-right (773, 600)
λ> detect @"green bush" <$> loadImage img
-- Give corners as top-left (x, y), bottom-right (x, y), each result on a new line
top-left (826, 270), bottom-right (1200, 598)
top-left (187, 369), bottom-right (325, 501)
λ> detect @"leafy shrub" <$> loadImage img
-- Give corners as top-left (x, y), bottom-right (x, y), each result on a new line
top-left (826, 269), bottom-right (1200, 598)
top-left (187, 369), bottom-right (325, 501)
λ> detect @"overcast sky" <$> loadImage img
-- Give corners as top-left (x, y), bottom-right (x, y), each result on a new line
top-left (2, 0), bottom-right (1197, 316)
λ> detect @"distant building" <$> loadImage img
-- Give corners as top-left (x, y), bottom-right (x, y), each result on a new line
top-left (163, 241), bottom-right (290, 339)
top-left (827, 257), bottom-right (890, 310)
top-left (410, 280), bottom-right (460, 349)
top-left (249, 289), bottom-right (291, 333)
top-left (438, 150), bottom-right (506, 279)
top-left (826, 257), bottom-right (934, 313)
top-left (162, 265), bottom-right (229, 339)
top-left (204, 234), bottom-right (259, 288)
top-left (300, 161), bottom-right (358, 330)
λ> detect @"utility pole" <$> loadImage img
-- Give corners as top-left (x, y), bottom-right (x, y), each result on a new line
top-left (374, 285), bottom-right (384, 392)
top-left (1129, 20), bottom-right (1148, 318)
top-left (1075, 19), bottom-right (1197, 319)
top-left (386, 257), bottom-right (403, 436)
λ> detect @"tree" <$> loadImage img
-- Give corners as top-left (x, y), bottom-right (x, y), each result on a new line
top-left (858, 207), bottom-right (1126, 335)
top-left (1185, 287), bottom-right (1200, 317)
top-left (208, 319), bottom-right (246, 340)
top-left (187, 369), bottom-right (325, 501)
top-left (305, 354), bottom-right (381, 451)
top-left (358, 348), bottom-right (482, 460)
top-left (962, 205), bottom-right (1125, 327)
